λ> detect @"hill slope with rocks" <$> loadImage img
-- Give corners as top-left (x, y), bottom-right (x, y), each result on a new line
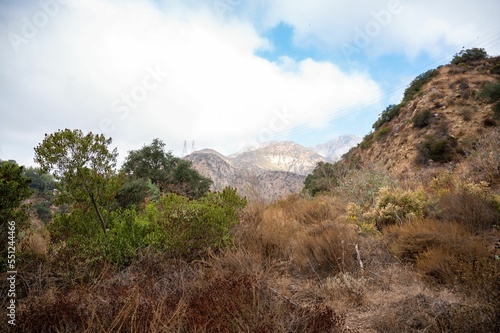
top-left (347, 56), bottom-right (500, 186)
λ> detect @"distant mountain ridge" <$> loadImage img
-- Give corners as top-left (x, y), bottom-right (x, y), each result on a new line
top-left (184, 135), bottom-right (361, 201)
top-left (311, 135), bottom-right (362, 161)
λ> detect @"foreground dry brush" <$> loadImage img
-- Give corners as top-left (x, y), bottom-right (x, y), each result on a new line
top-left (2, 175), bottom-right (499, 332)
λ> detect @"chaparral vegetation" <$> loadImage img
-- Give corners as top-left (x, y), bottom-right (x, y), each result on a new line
top-left (1, 50), bottom-right (500, 333)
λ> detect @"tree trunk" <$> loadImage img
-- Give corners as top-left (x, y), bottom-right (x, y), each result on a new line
top-left (89, 193), bottom-right (107, 233)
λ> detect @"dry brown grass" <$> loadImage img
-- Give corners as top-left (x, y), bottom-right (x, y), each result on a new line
top-left (10, 253), bottom-right (353, 333)
top-left (463, 128), bottom-right (500, 185)
top-left (370, 290), bottom-right (497, 333)
top-left (5, 169), bottom-right (500, 333)
top-left (292, 222), bottom-right (358, 276)
top-left (19, 228), bottom-right (50, 256)
top-left (236, 194), bottom-right (360, 276)
top-left (384, 218), bottom-right (500, 318)
top-left (430, 176), bottom-right (500, 232)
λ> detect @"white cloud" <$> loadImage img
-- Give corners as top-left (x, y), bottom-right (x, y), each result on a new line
top-left (249, 0), bottom-right (500, 59)
top-left (4, 0), bottom-right (497, 166)
top-left (0, 0), bottom-right (381, 166)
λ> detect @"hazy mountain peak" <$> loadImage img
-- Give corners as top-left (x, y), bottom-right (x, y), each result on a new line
top-left (311, 135), bottom-right (362, 161)
top-left (185, 135), bottom-right (360, 200)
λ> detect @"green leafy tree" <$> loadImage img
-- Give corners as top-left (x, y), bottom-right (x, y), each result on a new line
top-left (304, 161), bottom-right (349, 196)
top-left (24, 166), bottom-right (55, 193)
top-left (0, 160), bottom-right (32, 222)
top-left (34, 129), bottom-right (120, 233)
top-left (167, 159), bottom-right (212, 199)
top-left (451, 48), bottom-right (488, 65)
top-left (0, 160), bottom-right (33, 270)
top-left (122, 138), bottom-right (212, 199)
top-left (115, 178), bottom-right (160, 208)
top-left (121, 139), bottom-right (174, 186)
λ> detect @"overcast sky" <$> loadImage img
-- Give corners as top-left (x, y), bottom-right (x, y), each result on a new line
top-left (1, 0), bottom-right (499, 167)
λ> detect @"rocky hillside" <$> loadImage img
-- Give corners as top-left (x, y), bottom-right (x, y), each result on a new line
top-left (184, 138), bottom-right (358, 201)
top-left (184, 149), bottom-right (306, 201)
top-left (229, 141), bottom-right (325, 175)
top-left (348, 56), bottom-right (500, 184)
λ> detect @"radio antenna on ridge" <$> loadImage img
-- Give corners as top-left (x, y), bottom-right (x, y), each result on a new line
top-left (182, 140), bottom-right (187, 156)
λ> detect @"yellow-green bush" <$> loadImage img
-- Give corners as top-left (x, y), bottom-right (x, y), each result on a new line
top-left (364, 187), bottom-right (431, 229)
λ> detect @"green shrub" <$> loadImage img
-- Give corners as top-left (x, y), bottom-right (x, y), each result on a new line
top-left (412, 109), bottom-right (432, 128)
top-left (402, 69), bottom-right (439, 104)
top-left (479, 81), bottom-right (500, 103)
top-left (451, 48), bottom-right (488, 65)
top-left (49, 187), bottom-right (246, 266)
top-left (371, 69), bottom-right (438, 131)
top-left (333, 166), bottom-right (395, 207)
top-left (416, 135), bottom-right (457, 164)
top-left (359, 132), bottom-right (373, 149)
top-left (491, 64), bottom-right (500, 75)
top-left (376, 126), bottom-right (390, 140)
top-left (303, 161), bottom-right (348, 196)
top-left (479, 81), bottom-right (500, 121)
top-left (373, 104), bottom-right (401, 130)
top-left (157, 187), bottom-right (246, 260)
top-left (493, 102), bottom-right (500, 120)
top-left (34, 202), bottom-right (52, 224)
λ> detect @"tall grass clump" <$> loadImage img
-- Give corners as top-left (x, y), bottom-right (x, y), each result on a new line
top-left (236, 194), bottom-right (360, 276)
top-left (385, 219), bottom-right (499, 301)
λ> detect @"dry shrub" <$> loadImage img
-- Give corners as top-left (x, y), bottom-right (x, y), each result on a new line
top-left (204, 247), bottom-right (267, 277)
top-left (183, 263), bottom-right (352, 333)
top-left (13, 241), bottom-right (356, 333)
top-left (321, 273), bottom-right (368, 307)
top-left (16, 288), bottom-right (86, 333)
top-left (386, 219), bottom-right (472, 262)
top-left (13, 251), bottom-right (189, 333)
top-left (185, 273), bottom-right (269, 332)
top-left (463, 128), bottom-right (500, 184)
top-left (235, 201), bottom-right (299, 260)
top-left (372, 292), bottom-right (498, 333)
top-left (271, 194), bottom-right (344, 224)
top-left (16, 281), bottom-right (172, 333)
top-left (235, 195), bottom-right (351, 271)
top-left (386, 219), bottom-right (500, 306)
top-left (416, 243), bottom-right (497, 290)
top-left (19, 228), bottom-right (50, 256)
top-left (437, 180), bottom-right (500, 232)
top-left (293, 222), bottom-right (358, 275)
top-left (259, 207), bottom-right (300, 258)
